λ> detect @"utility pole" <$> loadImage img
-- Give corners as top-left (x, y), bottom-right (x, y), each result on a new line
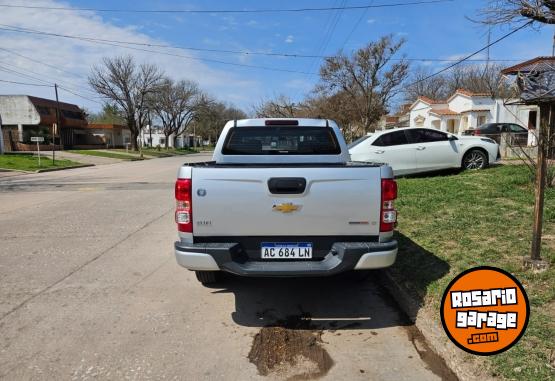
top-left (552, 29), bottom-right (555, 56)
top-left (529, 103), bottom-right (552, 265)
top-left (54, 83), bottom-right (62, 163)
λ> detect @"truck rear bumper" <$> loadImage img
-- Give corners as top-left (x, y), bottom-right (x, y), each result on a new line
top-left (174, 240), bottom-right (397, 276)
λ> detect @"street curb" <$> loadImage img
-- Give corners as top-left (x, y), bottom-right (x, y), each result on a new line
top-left (36, 164), bottom-right (95, 173)
top-left (378, 269), bottom-right (494, 381)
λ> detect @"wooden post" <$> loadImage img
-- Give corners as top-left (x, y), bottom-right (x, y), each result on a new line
top-left (529, 103), bottom-right (552, 265)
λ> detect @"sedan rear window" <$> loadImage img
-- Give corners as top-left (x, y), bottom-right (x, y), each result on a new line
top-left (406, 129), bottom-right (448, 143)
top-left (372, 131), bottom-right (408, 146)
top-left (222, 127), bottom-right (341, 155)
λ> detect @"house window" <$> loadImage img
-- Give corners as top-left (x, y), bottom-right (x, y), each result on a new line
top-left (477, 115), bottom-right (487, 127)
top-left (160, 138), bottom-right (166, 145)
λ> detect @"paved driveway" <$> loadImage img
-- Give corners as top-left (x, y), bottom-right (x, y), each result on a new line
top-left (0, 155), bottom-right (452, 380)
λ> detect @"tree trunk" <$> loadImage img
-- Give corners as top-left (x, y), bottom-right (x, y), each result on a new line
top-left (127, 116), bottom-right (139, 151)
top-left (165, 133), bottom-right (170, 149)
top-left (131, 131), bottom-right (139, 151)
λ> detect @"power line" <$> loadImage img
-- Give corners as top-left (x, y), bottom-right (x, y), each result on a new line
top-left (0, 58), bottom-right (101, 97)
top-left (0, 0), bottom-right (454, 14)
top-left (57, 85), bottom-right (103, 105)
top-left (340, 1), bottom-right (373, 49)
top-left (0, 64), bottom-right (53, 85)
top-left (0, 60), bottom-right (103, 105)
top-left (0, 25), bottom-right (318, 75)
top-left (0, 78), bottom-right (51, 87)
top-left (0, 64), bottom-right (102, 104)
top-left (0, 47), bottom-right (83, 78)
top-left (404, 21), bottom-right (534, 89)
top-left (292, 0), bottom-right (346, 101)
top-left (0, 24), bottom-right (525, 63)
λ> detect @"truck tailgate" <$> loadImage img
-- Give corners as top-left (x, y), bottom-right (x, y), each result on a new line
top-left (191, 166), bottom-right (382, 238)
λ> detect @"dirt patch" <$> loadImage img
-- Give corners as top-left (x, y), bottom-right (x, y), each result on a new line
top-left (248, 315), bottom-right (333, 380)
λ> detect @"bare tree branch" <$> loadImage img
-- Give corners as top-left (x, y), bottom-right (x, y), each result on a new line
top-left (89, 55), bottom-right (163, 150)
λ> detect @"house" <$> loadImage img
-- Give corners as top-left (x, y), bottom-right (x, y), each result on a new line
top-left (140, 125), bottom-right (173, 148)
top-left (175, 134), bottom-right (203, 149)
top-left (378, 103), bottom-right (411, 130)
top-left (0, 95), bottom-right (87, 150)
top-left (139, 126), bottom-right (203, 149)
top-left (81, 123), bottom-right (132, 148)
top-left (408, 89), bottom-right (540, 145)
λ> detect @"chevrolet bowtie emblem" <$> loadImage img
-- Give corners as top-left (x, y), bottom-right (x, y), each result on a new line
top-left (272, 203), bottom-right (300, 213)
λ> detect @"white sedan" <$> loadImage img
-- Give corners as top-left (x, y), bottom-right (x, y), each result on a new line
top-left (348, 127), bottom-right (500, 176)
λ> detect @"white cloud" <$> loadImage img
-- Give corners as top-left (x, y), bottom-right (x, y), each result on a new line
top-left (0, 0), bottom-right (261, 111)
top-left (367, 19), bottom-right (376, 24)
top-left (284, 78), bottom-right (312, 91)
top-left (285, 35), bottom-right (294, 44)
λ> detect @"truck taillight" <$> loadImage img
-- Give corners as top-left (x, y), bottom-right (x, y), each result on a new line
top-left (380, 179), bottom-right (397, 232)
top-left (175, 178), bottom-right (192, 233)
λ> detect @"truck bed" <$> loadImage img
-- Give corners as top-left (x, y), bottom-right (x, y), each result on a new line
top-left (183, 160), bottom-right (384, 168)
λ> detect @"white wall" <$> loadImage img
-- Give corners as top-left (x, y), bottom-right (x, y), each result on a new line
top-left (495, 100), bottom-right (539, 126)
top-left (141, 129), bottom-right (174, 147)
top-left (409, 100), bottom-right (432, 128)
top-left (0, 95), bottom-right (40, 125)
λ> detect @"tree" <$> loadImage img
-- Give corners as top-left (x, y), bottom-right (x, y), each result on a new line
top-left (318, 35), bottom-right (409, 133)
top-left (404, 67), bottom-right (449, 102)
top-left (404, 64), bottom-right (512, 102)
top-left (444, 64), bottom-right (512, 98)
top-left (479, 1), bottom-right (555, 25)
top-left (194, 101), bottom-right (246, 144)
top-left (150, 78), bottom-right (202, 149)
top-left (89, 56), bottom-right (163, 150)
top-left (87, 103), bottom-right (125, 124)
top-left (305, 91), bottom-right (363, 142)
top-left (253, 95), bottom-right (305, 118)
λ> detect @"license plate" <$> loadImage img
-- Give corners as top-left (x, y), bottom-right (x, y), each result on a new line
top-left (261, 242), bottom-right (313, 259)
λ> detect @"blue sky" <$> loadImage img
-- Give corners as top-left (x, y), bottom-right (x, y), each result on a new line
top-left (0, 0), bottom-right (553, 113)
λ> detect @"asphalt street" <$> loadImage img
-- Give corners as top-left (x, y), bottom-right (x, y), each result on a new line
top-left (0, 154), bottom-right (452, 380)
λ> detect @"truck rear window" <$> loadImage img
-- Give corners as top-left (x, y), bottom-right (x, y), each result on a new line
top-left (222, 127), bottom-right (341, 155)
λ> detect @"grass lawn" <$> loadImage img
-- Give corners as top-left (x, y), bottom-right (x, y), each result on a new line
top-left (133, 147), bottom-right (199, 157)
top-left (392, 164), bottom-right (554, 380)
top-left (106, 147), bottom-right (199, 158)
top-left (0, 153), bottom-right (82, 171)
top-left (68, 150), bottom-right (144, 160)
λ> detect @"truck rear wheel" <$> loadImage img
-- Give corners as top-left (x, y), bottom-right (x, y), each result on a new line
top-left (195, 271), bottom-right (218, 285)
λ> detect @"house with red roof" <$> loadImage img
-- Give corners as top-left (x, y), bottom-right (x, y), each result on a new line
top-left (408, 89), bottom-right (540, 141)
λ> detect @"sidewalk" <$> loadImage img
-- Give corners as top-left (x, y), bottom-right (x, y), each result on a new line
top-left (41, 151), bottom-right (124, 165)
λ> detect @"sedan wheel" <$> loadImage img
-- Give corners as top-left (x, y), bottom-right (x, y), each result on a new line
top-left (463, 150), bottom-right (487, 170)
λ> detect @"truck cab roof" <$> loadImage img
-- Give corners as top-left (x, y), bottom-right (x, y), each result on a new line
top-left (213, 118), bottom-right (351, 165)
top-left (223, 118), bottom-right (338, 128)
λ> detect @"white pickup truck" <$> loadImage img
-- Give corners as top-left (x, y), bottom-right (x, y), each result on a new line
top-left (174, 118), bottom-right (398, 285)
